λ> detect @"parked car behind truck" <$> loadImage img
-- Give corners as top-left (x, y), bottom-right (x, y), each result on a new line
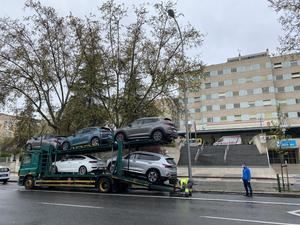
top-left (0, 167), bottom-right (10, 184)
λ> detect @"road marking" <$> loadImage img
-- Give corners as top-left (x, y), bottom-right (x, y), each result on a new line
top-left (39, 202), bottom-right (103, 209)
top-left (288, 209), bottom-right (300, 217)
top-left (200, 216), bottom-right (300, 225)
top-left (21, 189), bottom-right (300, 207)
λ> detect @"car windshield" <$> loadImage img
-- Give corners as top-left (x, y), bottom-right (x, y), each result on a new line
top-left (0, 168), bottom-right (9, 172)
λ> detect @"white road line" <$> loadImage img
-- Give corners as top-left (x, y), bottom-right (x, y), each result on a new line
top-left (288, 209), bottom-right (300, 217)
top-left (200, 216), bottom-right (300, 225)
top-left (20, 189), bottom-right (300, 207)
top-left (39, 202), bottom-right (103, 209)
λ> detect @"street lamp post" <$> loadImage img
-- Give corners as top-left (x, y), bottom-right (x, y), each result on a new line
top-left (167, 9), bottom-right (192, 179)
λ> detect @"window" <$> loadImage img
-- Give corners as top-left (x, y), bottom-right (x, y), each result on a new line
top-left (277, 87), bottom-right (285, 93)
top-left (207, 105), bottom-right (212, 111)
top-left (234, 115), bottom-right (242, 121)
top-left (218, 81), bottom-right (224, 86)
top-left (276, 75), bottom-right (283, 80)
top-left (298, 112), bottom-right (300, 118)
top-left (22, 154), bottom-right (32, 164)
top-left (262, 87), bottom-right (269, 93)
top-left (204, 72), bottom-right (210, 77)
top-left (195, 109), bottom-right (200, 113)
top-left (194, 97), bottom-right (201, 102)
top-left (220, 105), bottom-right (226, 110)
top-left (205, 83), bottom-right (211, 89)
top-left (291, 60), bottom-right (298, 67)
top-left (273, 62), bottom-right (282, 69)
top-left (248, 101), bottom-right (255, 107)
top-left (137, 154), bottom-right (160, 161)
top-left (231, 67), bottom-right (237, 73)
top-left (218, 92), bottom-right (226, 99)
top-left (278, 100), bottom-right (287, 106)
top-left (206, 94), bottom-right (211, 100)
top-left (249, 115), bottom-right (257, 120)
top-left (234, 103), bottom-right (240, 108)
top-left (220, 116), bottom-right (226, 121)
top-left (247, 89), bottom-right (254, 95)
top-left (263, 100), bottom-right (272, 106)
top-left (295, 85), bottom-right (300, 91)
top-left (296, 99), bottom-right (300, 104)
top-left (291, 72), bottom-right (300, 79)
top-left (207, 117), bottom-right (213, 123)
top-left (217, 70), bottom-right (223, 75)
top-left (233, 91), bottom-right (239, 96)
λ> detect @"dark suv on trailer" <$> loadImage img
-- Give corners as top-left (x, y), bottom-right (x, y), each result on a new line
top-left (114, 117), bottom-right (178, 142)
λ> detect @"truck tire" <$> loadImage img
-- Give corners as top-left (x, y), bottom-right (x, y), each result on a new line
top-left (24, 176), bottom-right (34, 189)
top-left (78, 166), bottom-right (87, 175)
top-left (98, 177), bottom-right (111, 193)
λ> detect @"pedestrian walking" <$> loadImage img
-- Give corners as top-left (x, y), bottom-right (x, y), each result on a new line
top-left (242, 163), bottom-right (253, 197)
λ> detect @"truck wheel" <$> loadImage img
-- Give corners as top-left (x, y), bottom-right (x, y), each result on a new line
top-left (24, 176), bottom-right (34, 189)
top-left (152, 130), bottom-right (163, 142)
top-left (98, 178), bottom-right (111, 193)
top-left (78, 166), bottom-right (87, 175)
top-left (146, 169), bottom-right (160, 183)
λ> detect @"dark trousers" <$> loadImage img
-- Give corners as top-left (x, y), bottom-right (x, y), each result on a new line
top-left (243, 180), bottom-right (253, 196)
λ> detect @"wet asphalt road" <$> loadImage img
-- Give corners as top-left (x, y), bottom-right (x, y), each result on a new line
top-left (1, 183), bottom-right (300, 225)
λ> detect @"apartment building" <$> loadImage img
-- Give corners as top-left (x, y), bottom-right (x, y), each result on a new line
top-left (181, 50), bottom-right (300, 134)
top-left (0, 113), bottom-right (17, 140)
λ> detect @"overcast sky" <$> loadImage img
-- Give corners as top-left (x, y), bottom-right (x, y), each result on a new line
top-left (0, 0), bottom-right (283, 65)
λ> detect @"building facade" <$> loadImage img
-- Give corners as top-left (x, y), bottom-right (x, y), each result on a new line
top-left (181, 50), bottom-right (300, 134)
top-left (0, 113), bottom-right (16, 140)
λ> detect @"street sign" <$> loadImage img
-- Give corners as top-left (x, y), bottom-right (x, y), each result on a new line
top-left (277, 139), bottom-right (298, 149)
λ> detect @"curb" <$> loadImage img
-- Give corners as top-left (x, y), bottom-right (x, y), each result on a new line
top-left (197, 190), bottom-right (300, 198)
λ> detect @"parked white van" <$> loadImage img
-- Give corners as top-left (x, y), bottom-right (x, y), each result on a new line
top-left (213, 135), bottom-right (242, 145)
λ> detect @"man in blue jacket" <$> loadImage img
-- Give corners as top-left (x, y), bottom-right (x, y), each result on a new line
top-left (242, 164), bottom-right (253, 197)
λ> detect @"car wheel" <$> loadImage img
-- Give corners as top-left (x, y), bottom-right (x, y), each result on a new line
top-left (62, 142), bottom-right (70, 151)
top-left (115, 132), bottom-right (126, 142)
top-left (152, 130), bottom-right (163, 142)
top-left (3, 179), bottom-right (8, 184)
top-left (25, 144), bottom-right (32, 151)
top-left (91, 137), bottom-right (100, 146)
top-left (107, 162), bottom-right (116, 173)
top-left (78, 166), bottom-right (87, 175)
top-left (98, 177), bottom-right (111, 193)
top-left (51, 165), bottom-right (58, 174)
top-left (24, 176), bottom-right (34, 189)
top-left (146, 169), bottom-right (160, 183)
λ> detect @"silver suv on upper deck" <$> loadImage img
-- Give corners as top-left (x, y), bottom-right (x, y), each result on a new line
top-left (114, 117), bottom-right (178, 142)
